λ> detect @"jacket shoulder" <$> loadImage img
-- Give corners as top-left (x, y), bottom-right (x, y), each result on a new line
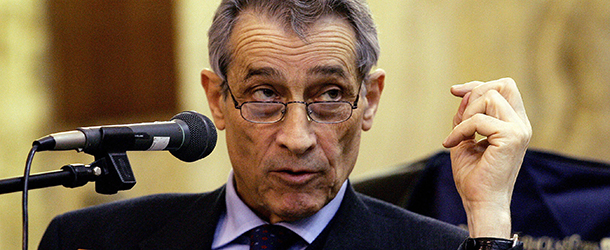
top-left (312, 186), bottom-right (467, 250)
top-left (358, 192), bottom-right (468, 236)
top-left (39, 190), bottom-right (223, 250)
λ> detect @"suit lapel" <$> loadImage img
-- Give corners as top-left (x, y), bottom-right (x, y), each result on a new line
top-left (307, 184), bottom-right (378, 249)
top-left (138, 186), bottom-right (227, 250)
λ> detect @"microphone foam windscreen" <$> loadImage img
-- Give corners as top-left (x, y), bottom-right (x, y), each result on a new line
top-left (170, 111), bottom-right (217, 162)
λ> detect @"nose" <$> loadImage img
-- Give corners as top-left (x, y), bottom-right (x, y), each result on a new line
top-left (275, 103), bottom-right (316, 155)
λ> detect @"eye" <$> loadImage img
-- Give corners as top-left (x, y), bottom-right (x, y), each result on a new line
top-left (319, 88), bottom-right (342, 101)
top-left (252, 88), bottom-right (278, 101)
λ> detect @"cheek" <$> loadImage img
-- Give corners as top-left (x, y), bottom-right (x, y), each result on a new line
top-left (225, 120), bottom-right (275, 202)
top-left (319, 121), bottom-right (362, 179)
top-left (223, 110), bottom-right (272, 172)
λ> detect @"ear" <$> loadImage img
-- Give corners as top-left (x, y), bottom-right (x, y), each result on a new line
top-left (201, 69), bottom-right (226, 130)
top-left (361, 69), bottom-right (385, 131)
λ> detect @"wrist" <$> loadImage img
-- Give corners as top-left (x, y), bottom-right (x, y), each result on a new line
top-left (463, 201), bottom-right (512, 238)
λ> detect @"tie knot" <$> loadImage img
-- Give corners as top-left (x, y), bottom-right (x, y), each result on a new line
top-left (246, 224), bottom-right (300, 250)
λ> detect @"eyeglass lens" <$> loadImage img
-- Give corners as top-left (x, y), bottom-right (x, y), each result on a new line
top-left (240, 102), bottom-right (352, 123)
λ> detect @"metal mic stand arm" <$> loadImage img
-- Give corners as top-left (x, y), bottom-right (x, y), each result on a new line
top-left (0, 164), bottom-right (102, 195)
top-left (0, 150), bottom-right (137, 195)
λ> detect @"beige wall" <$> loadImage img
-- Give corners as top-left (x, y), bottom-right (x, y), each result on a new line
top-left (1, 0), bottom-right (609, 248)
top-left (1, 0), bottom-right (51, 248)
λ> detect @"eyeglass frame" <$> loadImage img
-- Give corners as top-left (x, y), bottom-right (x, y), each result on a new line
top-left (225, 82), bottom-right (362, 124)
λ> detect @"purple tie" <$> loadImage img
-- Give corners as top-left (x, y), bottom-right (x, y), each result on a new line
top-left (246, 224), bottom-right (300, 250)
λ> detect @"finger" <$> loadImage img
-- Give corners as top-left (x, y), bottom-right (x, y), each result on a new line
top-left (452, 78), bottom-right (523, 112)
top-left (466, 78), bottom-right (529, 122)
top-left (443, 114), bottom-right (505, 148)
top-left (452, 92), bottom-right (471, 127)
top-left (451, 81), bottom-right (485, 97)
top-left (461, 89), bottom-right (524, 124)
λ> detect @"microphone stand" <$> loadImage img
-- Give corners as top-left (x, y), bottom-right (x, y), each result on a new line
top-left (0, 151), bottom-right (136, 195)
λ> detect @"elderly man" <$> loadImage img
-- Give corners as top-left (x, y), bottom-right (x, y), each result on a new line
top-left (39, 0), bottom-right (531, 249)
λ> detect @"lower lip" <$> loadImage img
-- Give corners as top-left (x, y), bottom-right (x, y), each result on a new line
top-left (271, 171), bottom-right (319, 185)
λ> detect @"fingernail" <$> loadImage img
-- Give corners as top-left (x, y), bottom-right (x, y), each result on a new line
top-left (451, 84), bottom-right (463, 88)
top-left (442, 136), bottom-right (450, 148)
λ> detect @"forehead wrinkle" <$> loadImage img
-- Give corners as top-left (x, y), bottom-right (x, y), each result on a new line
top-left (231, 13), bottom-right (357, 57)
top-left (229, 12), bottom-right (359, 87)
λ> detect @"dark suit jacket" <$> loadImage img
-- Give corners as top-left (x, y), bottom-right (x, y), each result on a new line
top-left (38, 184), bottom-right (470, 250)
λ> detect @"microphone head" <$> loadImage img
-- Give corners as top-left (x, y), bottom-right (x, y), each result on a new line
top-left (169, 111), bottom-right (217, 162)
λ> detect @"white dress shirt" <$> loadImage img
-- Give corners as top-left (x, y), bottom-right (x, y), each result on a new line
top-left (211, 171), bottom-right (347, 250)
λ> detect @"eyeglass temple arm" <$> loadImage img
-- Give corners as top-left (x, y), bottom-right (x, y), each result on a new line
top-left (226, 84), bottom-right (242, 108)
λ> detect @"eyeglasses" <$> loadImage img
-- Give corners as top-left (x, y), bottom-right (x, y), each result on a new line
top-left (226, 84), bottom-right (361, 124)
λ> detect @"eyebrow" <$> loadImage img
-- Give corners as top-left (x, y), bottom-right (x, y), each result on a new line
top-left (307, 65), bottom-right (347, 79)
top-left (244, 67), bottom-right (283, 81)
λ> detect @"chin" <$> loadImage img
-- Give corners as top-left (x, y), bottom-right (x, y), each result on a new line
top-left (275, 206), bottom-right (320, 222)
top-left (272, 193), bottom-right (328, 222)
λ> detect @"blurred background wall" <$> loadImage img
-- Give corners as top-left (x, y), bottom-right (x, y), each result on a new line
top-left (1, 0), bottom-right (608, 248)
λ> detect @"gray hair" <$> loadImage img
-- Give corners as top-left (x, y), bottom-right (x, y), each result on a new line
top-left (208, 0), bottom-right (380, 90)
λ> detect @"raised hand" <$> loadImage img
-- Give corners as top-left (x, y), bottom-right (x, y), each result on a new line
top-left (443, 78), bottom-right (532, 238)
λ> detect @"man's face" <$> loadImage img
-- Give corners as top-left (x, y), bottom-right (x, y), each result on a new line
top-left (203, 11), bottom-right (382, 223)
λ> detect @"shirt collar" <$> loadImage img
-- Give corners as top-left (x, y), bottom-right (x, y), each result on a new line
top-left (212, 171), bottom-right (348, 248)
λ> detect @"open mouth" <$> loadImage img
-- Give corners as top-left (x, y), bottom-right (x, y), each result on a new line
top-left (272, 170), bottom-right (319, 185)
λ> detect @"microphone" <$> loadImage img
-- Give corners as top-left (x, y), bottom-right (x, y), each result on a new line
top-left (33, 111), bottom-right (217, 162)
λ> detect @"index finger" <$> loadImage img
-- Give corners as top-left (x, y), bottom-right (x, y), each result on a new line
top-left (450, 81), bottom-right (485, 97)
top-left (454, 78), bottom-right (529, 123)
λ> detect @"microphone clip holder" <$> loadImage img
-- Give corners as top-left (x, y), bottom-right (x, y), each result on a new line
top-left (90, 151), bottom-right (136, 194)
